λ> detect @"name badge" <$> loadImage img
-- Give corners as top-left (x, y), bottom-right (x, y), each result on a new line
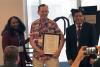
top-left (18, 46), bottom-right (23, 52)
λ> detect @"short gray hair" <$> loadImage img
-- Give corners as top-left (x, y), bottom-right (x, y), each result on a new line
top-left (4, 45), bottom-right (18, 62)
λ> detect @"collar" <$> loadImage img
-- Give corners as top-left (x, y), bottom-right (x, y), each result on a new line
top-left (75, 23), bottom-right (82, 30)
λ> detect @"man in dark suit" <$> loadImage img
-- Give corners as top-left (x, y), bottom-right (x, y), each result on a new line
top-left (66, 9), bottom-right (97, 67)
top-left (0, 45), bottom-right (18, 67)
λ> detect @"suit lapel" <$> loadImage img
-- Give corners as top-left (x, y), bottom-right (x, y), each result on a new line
top-left (73, 24), bottom-right (77, 42)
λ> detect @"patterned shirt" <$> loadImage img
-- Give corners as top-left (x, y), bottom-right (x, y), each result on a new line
top-left (30, 18), bottom-right (62, 60)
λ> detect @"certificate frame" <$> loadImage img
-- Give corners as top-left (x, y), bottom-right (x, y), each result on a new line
top-left (43, 33), bottom-right (60, 54)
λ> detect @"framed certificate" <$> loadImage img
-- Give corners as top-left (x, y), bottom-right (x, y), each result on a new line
top-left (43, 33), bottom-right (60, 54)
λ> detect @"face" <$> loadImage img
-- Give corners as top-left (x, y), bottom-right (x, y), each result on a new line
top-left (38, 6), bottom-right (49, 19)
top-left (73, 12), bottom-right (84, 24)
top-left (10, 18), bottom-right (19, 29)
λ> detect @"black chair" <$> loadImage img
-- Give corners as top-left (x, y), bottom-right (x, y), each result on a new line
top-left (53, 16), bottom-right (70, 35)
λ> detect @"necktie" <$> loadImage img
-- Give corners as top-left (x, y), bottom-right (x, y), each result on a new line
top-left (77, 24), bottom-right (81, 47)
top-left (77, 24), bottom-right (81, 38)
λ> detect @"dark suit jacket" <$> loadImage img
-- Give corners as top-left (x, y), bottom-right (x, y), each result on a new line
top-left (66, 22), bottom-right (97, 67)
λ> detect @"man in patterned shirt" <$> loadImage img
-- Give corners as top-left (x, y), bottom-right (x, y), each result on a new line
top-left (30, 4), bottom-right (64, 67)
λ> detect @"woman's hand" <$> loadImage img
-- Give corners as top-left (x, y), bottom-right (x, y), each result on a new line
top-left (76, 46), bottom-right (86, 61)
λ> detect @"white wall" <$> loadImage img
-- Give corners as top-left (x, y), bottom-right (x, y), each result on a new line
top-left (0, 0), bottom-right (24, 64)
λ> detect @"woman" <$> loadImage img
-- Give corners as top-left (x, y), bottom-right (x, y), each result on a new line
top-left (1, 16), bottom-right (31, 67)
